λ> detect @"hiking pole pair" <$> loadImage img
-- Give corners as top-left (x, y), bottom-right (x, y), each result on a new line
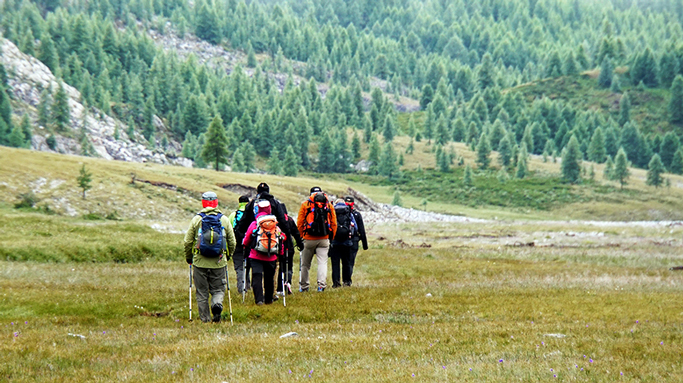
top-left (189, 265), bottom-right (193, 321)
top-left (225, 266), bottom-right (234, 325)
top-left (281, 248), bottom-right (287, 307)
top-left (242, 257), bottom-right (247, 304)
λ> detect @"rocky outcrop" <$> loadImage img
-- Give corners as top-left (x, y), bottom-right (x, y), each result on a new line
top-left (0, 37), bottom-right (189, 166)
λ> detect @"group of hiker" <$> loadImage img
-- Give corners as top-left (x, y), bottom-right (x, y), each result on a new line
top-left (183, 182), bottom-right (368, 323)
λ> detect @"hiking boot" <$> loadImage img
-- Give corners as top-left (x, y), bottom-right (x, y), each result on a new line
top-left (273, 294), bottom-right (279, 301)
top-left (317, 286), bottom-right (325, 292)
top-left (299, 287), bottom-right (309, 293)
top-left (211, 304), bottom-right (223, 323)
top-left (343, 281), bottom-right (352, 287)
top-left (332, 283), bottom-right (341, 288)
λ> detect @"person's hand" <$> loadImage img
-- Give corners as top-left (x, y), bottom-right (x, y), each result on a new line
top-left (186, 258), bottom-right (193, 265)
top-left (296, 243), bottom-right (304, 251)
top-left (363, 244), bottom-right (368, 251)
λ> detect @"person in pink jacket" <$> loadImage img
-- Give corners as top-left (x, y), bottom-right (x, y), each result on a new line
top-left (242, 200), bottom-right (285, 305)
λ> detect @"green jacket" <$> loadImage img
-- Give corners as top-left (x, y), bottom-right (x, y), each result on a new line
top-left (227, 202), bottom-right (248, 228)
top-left (183, 207), bottom-right (236, 269)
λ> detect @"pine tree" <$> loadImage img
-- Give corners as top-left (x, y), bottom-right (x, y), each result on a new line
top-left (516, 144), bottom-right (528, 179)
top-left (546, 50), bottom-right (563, 77)
top-left (20, 114), bottom-right (32, 147)
top-left (610, 74), bottom-right (622, 93)
top-left (564, 51), bottom-right (579, 76)
top-left (201, 115), bottom-right (229, 171)
top-left (383, 116), bottom-right (396, 142)
top-left (420, 84), bottom-right (434, 110)
top-left (37, 35), bottom-right (59, 73)
top-left (659, 51), bottom-right (680, 89)
top-left (195, 2), bottom-right (221, 44)
top-left (562, 135), bottom-right (582, 183)
top-left (241, 141), bottom-right (256, 173)
top-left (498, 135), bottom-right (512, 167)
top-left (603, 156), bottom-right (614, 180)
top-left (392, 190), bottom-right (402, 206)
top-left (669, 148), bottom-right (683, 175)
top-left (8, 123), bottom-right (26, 148)
top-left (463, 163), bottom-right (473, 186)
top-left (318, 132), bottom-right (335, 173)
top-left (476, 132), bottom-right (491, 169)
top-left (669, 76), bottom-right (683, 124)
top-left (268, 147), bottom-right (283, 175)
top-left (231, 148), bottom-right (245, 172)
top-left (613, 147), bottom-right (630, 188)
top-left (659, 131), bottom-right (680, 170)
top-left (646, 154), bottom-right (665, 188)
top-left (351, 132), bottom-right (361, 161)
top-left (598, 57), bottom-right (613, 88)
top-left (378, 143), bottom-right (398, 178)
top-left (477, 52), bottom-right (496, 89)
top-left (77, 164), bottom-right (92, 199)
top-left (283, 145), bottom-right (299, 177)
top-left (246, 41), bottom-right (257, 68)
top-left (182, 95), bottom-right (208, 135)
top-left (588, 127), bottom-right (607, 163)
top-left (181, 131), bottom-right (196, 159)
top-left (618, 92), bottom-right (631, 126)
top-left (52, 83), bottom-right (70, 132)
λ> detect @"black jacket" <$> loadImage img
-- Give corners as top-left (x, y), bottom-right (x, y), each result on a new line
top-left (285, 215), bottom-right (303, 253)
top-left (236, 192), bottom-right (290, 241)
top-left (350, 209), bottom-right (368, 250)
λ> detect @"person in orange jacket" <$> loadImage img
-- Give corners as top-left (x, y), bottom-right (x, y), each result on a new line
top-left (297, 186), bottom-right (337, 292)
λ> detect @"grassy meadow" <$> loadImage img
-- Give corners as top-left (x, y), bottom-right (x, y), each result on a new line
top-left (2, 218), bottom-right (683, 382)
top-left (2, 147), bottom-right (683, 381)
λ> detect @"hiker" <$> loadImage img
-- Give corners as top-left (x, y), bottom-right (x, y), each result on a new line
top-left (184, 192), bottom-right (236, 323)
top-left (297, 186), bottom-right (337, 292)
top-left (330, 199), bottom-right (356, 288)
top-left (345, 196), bottom-right (368, 286)
top-left (236, 182), bottom-right (290, 243)
top-left (242, 200), bottom-right (285, 305)
top-left (228, 195), bottom-right (250, 294)
top-left (276, 204), bottom-right (303, 296)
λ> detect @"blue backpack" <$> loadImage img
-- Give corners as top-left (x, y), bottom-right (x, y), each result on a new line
top-left (197, 213), bottom-right (225, 258)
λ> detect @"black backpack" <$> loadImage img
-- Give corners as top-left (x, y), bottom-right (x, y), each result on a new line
top-left (333, 204), bottom-right (356, 242)
top-left (304, 193), bottom-right (330, 237)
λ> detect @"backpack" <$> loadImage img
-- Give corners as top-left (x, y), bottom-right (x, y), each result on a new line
top-left (196, 213), bottom-right (225, 258)
top-left (232, 209), bottom-right (244, 229)
top-left (334, 204), bottom-right (357, 242)
top-left (304, 192), bottom-right (331, 237)
top-left (253, 214), bottom-right (282, 255)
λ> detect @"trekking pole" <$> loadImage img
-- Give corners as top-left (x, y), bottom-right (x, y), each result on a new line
top-left (242, 257), bottom-right (246, 304)
top-left (225, 266), bottom-right (234, 325)
top-left (282, 248), bottom-right (287, 307)
top-left (188, 265), bottom-right (193, 322)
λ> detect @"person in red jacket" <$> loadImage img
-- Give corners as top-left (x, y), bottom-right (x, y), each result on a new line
top-left (243, 200), bottom-right (285, 305)
top-left (297, 186), bottom-right (337, 292)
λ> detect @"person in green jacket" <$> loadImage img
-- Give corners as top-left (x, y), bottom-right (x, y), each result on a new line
top-left (227, 195), bottom-right (250, 294)
top-left (184, 192), bottom-right (236, 323)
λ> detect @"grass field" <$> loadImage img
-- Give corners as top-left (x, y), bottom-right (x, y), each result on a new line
top-left (2, 219), bottom-right (682, 382)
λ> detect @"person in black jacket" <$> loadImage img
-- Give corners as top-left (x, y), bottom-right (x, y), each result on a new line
top-left (276, 204), bottom-right (303, 295)
top-left (236, 183), bottom-right (290, 241)
top-left (344, 196), bottom-right (368, 286)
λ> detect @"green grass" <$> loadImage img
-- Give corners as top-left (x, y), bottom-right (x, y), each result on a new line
top-left (2, 219), bottom-right (682, 381)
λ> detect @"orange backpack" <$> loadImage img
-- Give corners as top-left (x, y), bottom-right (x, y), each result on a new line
top-left (304, 192), bottom-right (331, 237)
top-left (253, 215), bottom-right (282, 255)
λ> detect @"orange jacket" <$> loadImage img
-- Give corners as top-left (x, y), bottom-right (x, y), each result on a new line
top-left (297, 194), bottom-right (337, 241)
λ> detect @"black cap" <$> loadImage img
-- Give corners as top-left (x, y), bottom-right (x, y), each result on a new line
top-left (313, 192), bottom-right (326, 203)
top-left (257, 182), bottom-right (269, 194)
top-left (310, 186), bottom-right (322, 193)
top-left (238, 195), bottom-right (250, 203)
top-left (344, 196), bottom-right (354, 203)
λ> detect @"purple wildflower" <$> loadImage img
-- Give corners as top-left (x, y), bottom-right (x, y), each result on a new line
top-left (499, 359), bottom-right (503, 363)
top-left (589, 359), bottom-right (593, 363)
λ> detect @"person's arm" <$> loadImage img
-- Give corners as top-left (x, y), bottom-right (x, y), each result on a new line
top-left (242, 221), bottom-right (257, 248)
top-left (355, 211), bottom-right (368, 250)
top-left (290, 218), bottom-right (304, 250)
top-left (328, 202), bottom-right (337, 239)
top-left (297, 202), bottom-right (307, 238)
top-left (183, 216), bottom-right (200, 264)
top-left (222, 215), bottom-right (236, 258)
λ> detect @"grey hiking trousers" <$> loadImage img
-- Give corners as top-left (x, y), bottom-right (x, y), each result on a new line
top-left (193, 266), bottom-right (226, 323)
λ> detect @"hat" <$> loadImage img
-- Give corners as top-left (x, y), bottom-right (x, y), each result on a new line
top-left (257, 182), bottom-right (269, 194)
top-left (238, 195), bottom-right (250, 203)
top-left (201, 191), bottom-right (218, 201)
top-left (344, 196), bottom-right (355, 203)
top-left (257, 200), bottom-right (271, 209)
top-left (334, 198), bottom-right (345, 205)
top-left (310, 186), bottom-right (322, 193)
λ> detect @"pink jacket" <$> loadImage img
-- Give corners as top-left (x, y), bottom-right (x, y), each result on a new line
top-left (242, 210), bottom-right (286, 262)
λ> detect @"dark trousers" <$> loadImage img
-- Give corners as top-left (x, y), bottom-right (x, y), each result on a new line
top-left (330, 244), bottom-right (352, 287)
top-left (251, 258), bottom-right (276, 304)
top-left (348, 244), bottom-right (359, 285)
top-left (276, 248), bottom-right (294, 292)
